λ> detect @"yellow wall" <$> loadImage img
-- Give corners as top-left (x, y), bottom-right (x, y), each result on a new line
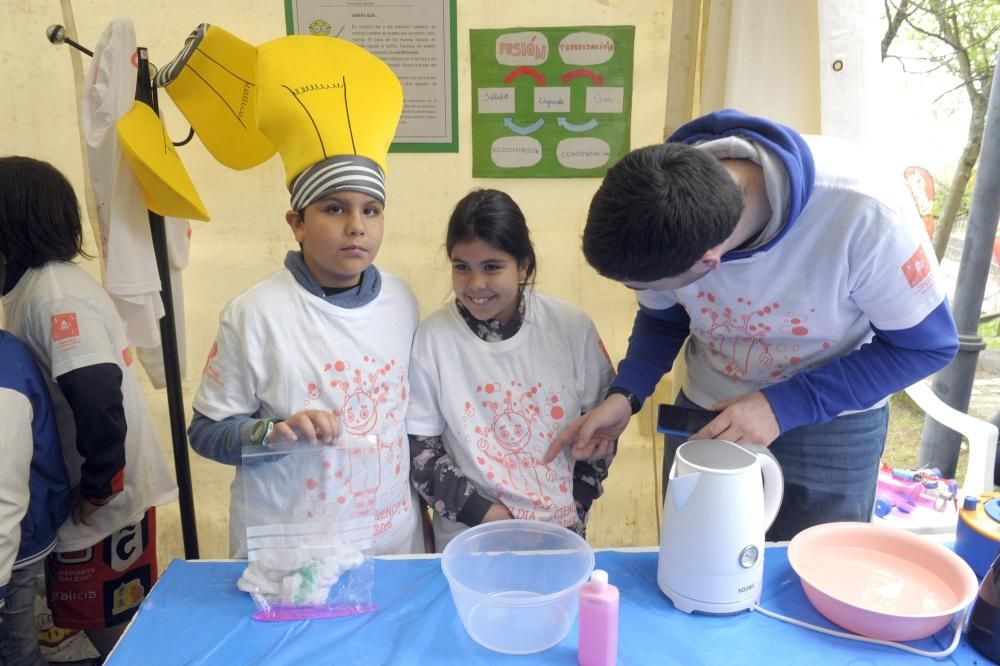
top-left (2, 0), bottom-right (673, 560)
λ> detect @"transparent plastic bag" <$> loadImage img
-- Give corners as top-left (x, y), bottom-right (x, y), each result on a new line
top-left (238, 441), bottom-right (376, 621)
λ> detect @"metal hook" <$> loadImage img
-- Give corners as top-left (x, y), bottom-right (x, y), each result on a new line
top-left (46, 25), bottom-right (195, 148)
top-left (46, 24), bottom-right (93, 56)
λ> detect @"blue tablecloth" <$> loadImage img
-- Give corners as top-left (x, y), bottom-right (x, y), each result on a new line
top-left (107, 547), bottom-right (981, 664)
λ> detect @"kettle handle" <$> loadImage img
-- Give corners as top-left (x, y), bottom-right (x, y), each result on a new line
top-left (742, 444), bottom-right (785, 530)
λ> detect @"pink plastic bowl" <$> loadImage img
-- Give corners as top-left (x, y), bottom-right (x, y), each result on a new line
top-left (787, 522), bottom-right (978, 641)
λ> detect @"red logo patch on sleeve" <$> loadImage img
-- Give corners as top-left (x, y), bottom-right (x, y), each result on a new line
top-left (901, 246), bottom-right (931, 288)
top-left (122, 347), bottom-right (133, 366)
top-left (51, 313), bottom-right (80, 341)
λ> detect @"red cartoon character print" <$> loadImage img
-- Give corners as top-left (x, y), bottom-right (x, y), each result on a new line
top-left (325, 356), bottom-right (403, 516)
top-left (693, 291), bottom-right (827, 383)
top-left (471, 381), bottom-right (568, 515)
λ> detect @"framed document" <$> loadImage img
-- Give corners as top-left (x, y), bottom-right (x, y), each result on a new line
top-left (286, 0), bottom-right (458, 152)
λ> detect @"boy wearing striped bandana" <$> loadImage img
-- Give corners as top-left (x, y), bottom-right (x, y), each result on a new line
top-left (183, 33), bottom-right (422, 558)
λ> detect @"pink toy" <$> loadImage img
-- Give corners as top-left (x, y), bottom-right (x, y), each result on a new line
top-left (788, 522), bottom-right (978, 641)
top-left (578, 569), bottom-right (619, 666)
top-left (873, 464), bottom-right (956, 518)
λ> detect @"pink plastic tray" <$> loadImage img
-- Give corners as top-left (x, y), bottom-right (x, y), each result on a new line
top-left (787, 522), bottom-right (978, 641)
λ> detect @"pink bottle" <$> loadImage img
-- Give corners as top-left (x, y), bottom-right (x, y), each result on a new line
top-left (578, 569), bottom-right (619, 666)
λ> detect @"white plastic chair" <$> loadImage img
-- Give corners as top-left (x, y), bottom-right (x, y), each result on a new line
top-left (872, 380), bottom-right (999, 535)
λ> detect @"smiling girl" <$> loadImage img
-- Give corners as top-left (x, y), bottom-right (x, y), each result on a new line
top-left (406, 189), bottom-right (616, 550)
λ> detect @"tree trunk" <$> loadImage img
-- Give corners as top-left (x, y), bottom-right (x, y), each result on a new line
top-left (881, 0), bottom-right (911, 60)
top-left (931, 105), bottom-right (986, 261)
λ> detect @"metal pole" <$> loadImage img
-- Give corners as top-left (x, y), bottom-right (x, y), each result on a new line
top-left (48, 26), bottom-right (201, 559)
top-left (134, 48), bottom-right (200, 559)
top-left (918, 52), bottom-right (1000, 478)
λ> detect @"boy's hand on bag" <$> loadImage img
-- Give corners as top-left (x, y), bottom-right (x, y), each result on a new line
top-left (691, 391), bottom-right (780, 446)
top-left (544, 394), bottom-right (632, 463)
top-left (273, 410), bottom-right (340, 445)
top-left (71, 492), bottom-right (103, 526)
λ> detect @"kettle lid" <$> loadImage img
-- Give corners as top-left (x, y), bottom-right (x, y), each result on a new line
top-left (677, 439), bottom-right (756, 471)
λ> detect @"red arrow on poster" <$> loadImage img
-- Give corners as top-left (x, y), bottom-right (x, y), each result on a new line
top-left (504, 66), bottom-right (546, 85)
top-left (562, 68), bottom-right (604, 84)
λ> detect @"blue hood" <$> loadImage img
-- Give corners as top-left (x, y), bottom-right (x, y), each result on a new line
top-left (668, 109), bottom-right (815, 256)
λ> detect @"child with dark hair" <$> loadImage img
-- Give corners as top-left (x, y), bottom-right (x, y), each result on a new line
top-left (546, 109), bottom-right (958, 541)
top-left (407, 189), bottom-right (615, 550)
top-left (0, 156), bottom-right (177, 657)
top-left (187, 34), bottom-right (424, 558)
top-left (582, 143), bottom-right (743, 281)
top-left (0, 330), bottom-right (71, 666)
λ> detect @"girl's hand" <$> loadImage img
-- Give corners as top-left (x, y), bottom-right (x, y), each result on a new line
top-left (271, 410), bottom-right (340, 446)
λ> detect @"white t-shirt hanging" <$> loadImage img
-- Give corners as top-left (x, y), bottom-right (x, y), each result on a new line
top-left (136, 216), bottom-right (191, 388)
top-left (193, 270), bottom-right (421, 558)
top-left (82, 18), bottom-right (164, 350)
top-left (407, 291), bottom-right (614, 548)
top-left (2, 262), bottom-right (179, 551)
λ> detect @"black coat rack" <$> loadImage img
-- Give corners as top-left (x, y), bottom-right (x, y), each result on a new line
top-left (48, 25), bottom-right (199, 559)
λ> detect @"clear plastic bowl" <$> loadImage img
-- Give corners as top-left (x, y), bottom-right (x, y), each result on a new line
top-left (440, 519), bottom-right (595, 654)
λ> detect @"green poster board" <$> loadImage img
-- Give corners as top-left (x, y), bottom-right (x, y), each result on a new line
top-left (470, 25), bottom-right (634, 178)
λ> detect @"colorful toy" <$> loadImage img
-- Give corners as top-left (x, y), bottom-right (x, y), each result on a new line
top-left (873, 463), bottom-right (957, 518)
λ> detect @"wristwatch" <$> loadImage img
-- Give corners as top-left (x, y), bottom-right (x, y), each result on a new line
top-left (606, 387), bottom-right (642, 414)
top-left (250, 418), bottom-right (280, 448)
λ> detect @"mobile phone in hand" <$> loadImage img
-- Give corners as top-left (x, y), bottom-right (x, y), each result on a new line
top-left (656, 404), bottom-right (718, 438)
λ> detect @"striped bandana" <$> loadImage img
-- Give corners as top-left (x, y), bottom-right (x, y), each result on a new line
top-left (154, 24), bottom-right (206, 88)
top-left (290, 155), bottom-right (386, 210)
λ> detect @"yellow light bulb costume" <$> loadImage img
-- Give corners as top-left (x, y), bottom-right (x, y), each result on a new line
top-left (158, 26), bottom-right (403, 208)
top-left (116, 101), bottom-right (210, 221)
top-left (154, 24), bottom-right (276, 171)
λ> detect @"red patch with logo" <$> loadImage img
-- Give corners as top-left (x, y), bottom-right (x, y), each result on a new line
top-left (122, 347), bottom-right (133, 366)
top-left (901, 246), bottom-right (931, 288)
top-left (51, 313), bottom-right (80, 341)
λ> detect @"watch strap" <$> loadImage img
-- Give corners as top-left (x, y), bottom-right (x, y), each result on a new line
top-left (606, 387), bottom-right (641, 414)
top-left (251, 418), bottom-right (281, 448)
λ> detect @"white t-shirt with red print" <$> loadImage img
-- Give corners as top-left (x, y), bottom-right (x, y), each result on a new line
top-left (1, 262), bottom-right (178, 551)
top-left (193, 269), bottom-right (421, 557)
top-left (636, 134), bottom-right (948, 412)
top-left (407, 291), bottom-right (614, 548)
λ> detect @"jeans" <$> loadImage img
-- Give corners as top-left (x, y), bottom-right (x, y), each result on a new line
top-left (662, 392), bottom-right (889, 542)
top-left (0, 560), bottom-right (47, 666)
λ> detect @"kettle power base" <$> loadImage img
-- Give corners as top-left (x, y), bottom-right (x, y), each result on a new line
top-left (658, 580), bottom-right (760, 615)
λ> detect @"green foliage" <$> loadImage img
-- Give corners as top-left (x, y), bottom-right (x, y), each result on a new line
top-left (884, 0), bottom-right (997, 256)
top-left (979, 315), bottom-right (1000, 349)
top-left (890, 0), bottom-right (999, 92)
top-left (932, 168), bottom-right (976, 219)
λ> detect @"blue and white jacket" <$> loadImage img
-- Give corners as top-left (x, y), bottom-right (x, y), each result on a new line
top-left (0, 331), bottom-right (71, 607)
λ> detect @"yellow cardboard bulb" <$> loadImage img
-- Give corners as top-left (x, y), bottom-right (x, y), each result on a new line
top-left (157, 24), bottom-right (276, 170)
top-left (255, 35), bottom-right (403, 187)
top-left (116, 101), bottom-right (210, 221)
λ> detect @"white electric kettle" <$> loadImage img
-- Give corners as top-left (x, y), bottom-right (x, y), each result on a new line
top-left (657, 439), bottom-right (783, 614)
